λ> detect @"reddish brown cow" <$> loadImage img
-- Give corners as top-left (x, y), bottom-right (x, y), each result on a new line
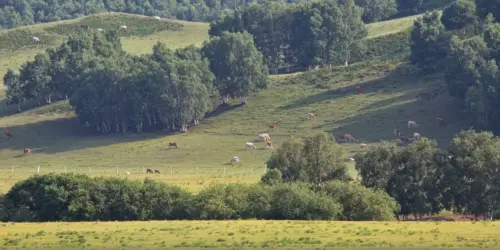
top-left (356, 85), bottom-right (363, 94)
top-left (437, 118), bottom-right (445, 126)
top-left (24, 148), bottom-right (31, 155)
top-left (393, 129), bottom-right (400, 136)
top-left (308, 113), bottom-right (317, 119)
top-left (168, 142), bottom-right (178, 149)
top-left (146, 168), bottom-right (153, 173)
top-left (3, 131), bottom-right (12, 138)
top-left (154, 169), bottom-right (160, 174)
top-left (269, 124), bottom-right (277, 131)
top-left (266, 140), bottom-right (273, 150)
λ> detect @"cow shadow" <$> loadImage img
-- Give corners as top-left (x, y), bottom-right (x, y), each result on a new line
top-left (0, 117), bottom-right (168, 154)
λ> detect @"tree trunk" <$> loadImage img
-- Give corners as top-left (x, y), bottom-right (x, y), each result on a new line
top-left (345, 60), bottom-right (349, 67)
top-left (115, 123), bottom-right (120, 132)
top-left (122, 123), bottom-right (127, 133)
top-left (85, 121), bottom-right (91, 127)
top-left (221, 95), bottom-right (229, 105)
top-left (240, 96), bottom-right (247, 105)
top-left (180, 124), bottom-right (188, 133)
top-left (146, 114), bottom-right (152, 126)
top-left (17, 104), bottom-right (21, 112)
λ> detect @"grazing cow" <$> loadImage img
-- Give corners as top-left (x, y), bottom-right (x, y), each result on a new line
top-left (32, 37), bottom-right (40, 42)
top-left (341, 134), bottom-right (355, 142)
top-left (231, 156), bottom-right (240, 164)
top-left (308, 113), bottom-right (317, 119)
top-left (146, 168), bottom-right (153, 174)
top-left (257, 133), bottom-right (270, 142)
top-left (153, 16), bottom-right (161, 20)
top-left (408, 120), bottom-right (418, 128)
top-left (360, 143), bottom-right (368, 148)
top-left (345, 157), bottom-right (355, 162)
top-left (97, 28), bottom-right (104, 31)
top-left (355, 85), bottom-right (363, 94)
top-left (413, 132), bottom-right (421, 140)
top-left (245, 142), bottom-right (256, 149)
top-left (24, 148), bottom-right (31, 155)
top-left (269, 124), bottom-right (277, 131)
top-left (154, 169), bottom-right (160, 174)
top-left (266, 140), bottom-right (273, 150)
top-left (168, 142), bottom-right (178, 149)
top-left (124, 171), bottom-right (130, 175)
top-left (393, 129), bottom-right (400, 136)
top-left (437, 118), bottom-right (445, 126)
top-left (119, 25), bottom-right (128, 30)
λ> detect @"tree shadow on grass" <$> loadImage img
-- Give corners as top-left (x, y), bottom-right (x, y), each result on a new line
top-left (278, 64), bottom-right (416, 111)
top-left (0, 117), bottom-right (168, 154)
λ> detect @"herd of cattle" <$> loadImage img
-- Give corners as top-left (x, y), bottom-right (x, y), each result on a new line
top-left (1, 79), bottom-right (447, 172)
top-left (31, 15), bottom-right (163, 43)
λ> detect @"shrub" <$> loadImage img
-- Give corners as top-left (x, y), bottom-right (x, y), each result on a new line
top-left (268, 183), bottom-right (342, 220)
top-left (261, 168), bottom-right (283, 185)
top-left (350, 29), bottom-right (411, 63)
top-left (315, 181), bottom-right (400, 221)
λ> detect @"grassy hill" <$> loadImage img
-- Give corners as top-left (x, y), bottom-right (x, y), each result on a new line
top-left (0, 12), bottom-right (469, 194)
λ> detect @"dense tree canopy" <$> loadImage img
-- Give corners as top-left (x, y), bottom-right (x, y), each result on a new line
top-left (354, 0), bottom-right (397, 23)
top-left (3, 28), bottom-right (267, 133)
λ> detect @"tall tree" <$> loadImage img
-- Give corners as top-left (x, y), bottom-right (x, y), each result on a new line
top-left (202, 31), bottom-right (268, 105)
top-left (441, 0), bottom-right (477, 31)
top-left (354, 0), bottom-right (397, 23)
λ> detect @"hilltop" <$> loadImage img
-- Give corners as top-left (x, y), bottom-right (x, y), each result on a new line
top-left (0, 12), bottom-right (469, 193)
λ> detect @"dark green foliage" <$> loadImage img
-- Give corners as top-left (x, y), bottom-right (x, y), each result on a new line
top-left (441, 0), bottom-right (476, 30)
top-left (355, 0), bottom-right (398, 23)
top-left (315, 181), bottom-right (400, 221)
top-left (0, 0), bottom-right (254, 29)
top-left (209, 0), bottom-right (367, 72)
top-left (202, 31), bottom-right (268, 104)
top-left (44, 14), bottom-right (183, 37)
top-left (476, 0), bottom-right (500, 22)
top-left (261, 168), bottom-right (283, 185)
top-left (351, 29), bottom-right (411, 63)
top-left (267, 183), bottom-right (342, 220)
top-left (410, 11), bottom-right (450, 72)
top-left (266, 133), bottom-right (349, 183)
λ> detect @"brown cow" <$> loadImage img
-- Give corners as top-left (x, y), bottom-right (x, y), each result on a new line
top-left (308, 113), bottom-right (317, 119)
top-left (146, 168), bottom-right (153, 174)
top-left (154, 169), bottom-right (160, 174)
top-left (266, 140), bottom-right (273, 150)
top-left (168, 142), bottom-right (178, 149)
top-left (269, 124), bottom-right (277, 131)
top-left (24, 148), bottom-right (31, 155)
top-left (341, 134), bottom-right (355, 142)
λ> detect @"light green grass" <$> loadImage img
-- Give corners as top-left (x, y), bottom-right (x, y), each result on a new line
top-left (366, 15), bottom-right (420, 38)
top-left (0, 220), bottom-right (499, 249)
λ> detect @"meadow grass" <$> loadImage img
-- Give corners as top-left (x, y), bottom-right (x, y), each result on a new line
top-left (0, 220), bottom-right (499, 249)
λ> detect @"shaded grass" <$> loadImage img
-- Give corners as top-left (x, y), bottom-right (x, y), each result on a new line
top-left (0, 220), bottom-right (499, 249)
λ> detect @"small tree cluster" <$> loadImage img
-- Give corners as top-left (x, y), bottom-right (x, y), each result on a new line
top-left (263, 133), bottom-right (350, 184)
top-left (3, 30), bottom-right (268, 133)
top-left (209, 0), bottom-right (367, 73)
top-left (0, 173), bottom-right (399, 222)
top-left (355, 130), bottom-right (500, 219)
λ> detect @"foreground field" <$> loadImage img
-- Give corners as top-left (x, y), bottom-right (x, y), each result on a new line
top-left (1, 220), bottom-right (499, 249)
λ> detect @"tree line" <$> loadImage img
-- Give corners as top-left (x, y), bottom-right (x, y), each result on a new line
top-left (0, 171), bottom-right (399, 222)
top-left (0, 0), bottom-right (434, 30)
top-left (261, 131), bottom-right (500, 220)
top-left (3, 30), bottom-right (268, 133)
top-left (410, 0), bottom-right (500, 133)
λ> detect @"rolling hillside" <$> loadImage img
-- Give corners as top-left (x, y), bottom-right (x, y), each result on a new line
top-left (0, 12), bottom-right (469, 194)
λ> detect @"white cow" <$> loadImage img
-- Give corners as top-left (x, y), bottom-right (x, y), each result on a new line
top-left (97, 28), bottom-right (104, 31)
top-left (257, 133), bottom-right (270, 141)
top-left (245, 142), bottom-right (256, 149)
top-left (413, 132), bottom-right (421, 140)
top-left (408, 120), bottom-right (418, 128)
top-left (345, 157), bottom-right (355, 162)
top-left (32, 37), bottom-right (40, 42)
top-left (231, 156), bottom-right (240, 164)
top-left (153, 16), bottom-right (161, 20)
top-left (124, 171), bottom-right (130, 175)
top-left (119, 25), bottom-right (128, 30)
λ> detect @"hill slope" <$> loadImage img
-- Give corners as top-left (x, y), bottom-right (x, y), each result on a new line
top-left (0, 12), bottom-right (469, 193)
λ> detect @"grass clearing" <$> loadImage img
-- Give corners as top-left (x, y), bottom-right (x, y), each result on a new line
top-left (0, 220), bottom-right (499, 249)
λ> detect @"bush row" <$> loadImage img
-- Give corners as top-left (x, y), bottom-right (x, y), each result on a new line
top-left (0, 173), bottom-right (399, 222)
top-left (351, 29), bottom-right (411, 63)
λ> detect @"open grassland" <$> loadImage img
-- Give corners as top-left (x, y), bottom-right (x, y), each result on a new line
top-left (0, 220), bottom-right (499, 249)
top-left (0, 12), bottom-right (469, 194)
top-left (0, 58), bottom-right (470, 193)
